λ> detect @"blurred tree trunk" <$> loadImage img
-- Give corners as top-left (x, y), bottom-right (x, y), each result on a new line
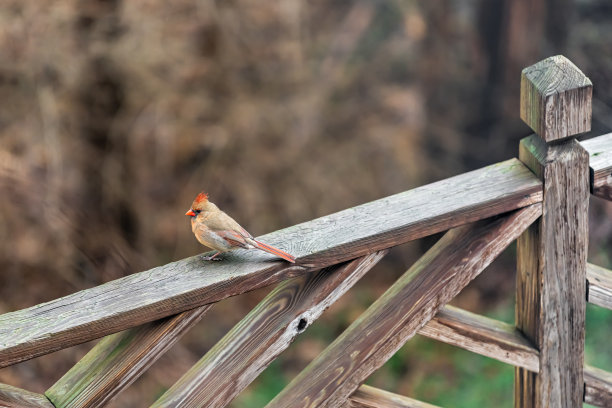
top-left (70, 0), bottom-right (138, 282)
top-left (472, 0), bottom-right (571, 165)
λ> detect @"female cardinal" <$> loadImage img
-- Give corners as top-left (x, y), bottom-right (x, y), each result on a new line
top-left (185, 192), bottom-right (296, 263)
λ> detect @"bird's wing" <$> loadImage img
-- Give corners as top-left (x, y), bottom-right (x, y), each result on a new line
top-left (215, 230), bottom-right (252, 248)
top-left (205, 210), bottom-right (253, 239)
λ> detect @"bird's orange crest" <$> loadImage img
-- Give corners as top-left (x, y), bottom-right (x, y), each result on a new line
top-left (195, 192), bottom-right (209, 203)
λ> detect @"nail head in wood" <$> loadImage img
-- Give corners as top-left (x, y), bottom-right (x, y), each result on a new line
top-left (520, 55), bottom-right (592, 142)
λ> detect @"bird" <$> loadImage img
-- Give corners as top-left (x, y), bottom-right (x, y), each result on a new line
top-left (185, 192), bottom-right (296, 263)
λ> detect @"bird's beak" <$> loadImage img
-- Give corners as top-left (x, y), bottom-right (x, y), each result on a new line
top-left (185, 209), bottom-right (196, 217)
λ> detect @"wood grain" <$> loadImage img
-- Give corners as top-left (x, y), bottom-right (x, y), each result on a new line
top-left (580, 132), bottom-right (612, 200)
top-left (516, 134), bottom-right (589, 407)
top-left (45, 305), bottom-right (211, 408)
top-left (265, 204), bottom-right (541, 408)
top-left (346, 385), bottom-right (440, 408)
top-left (0, 158), bottom-right (542, 368)
top-left (418, 305), bottom-right (539, 372)
top-left (152, 252), bottom-right (386, 408)
top-left (587, 263), bottom-right (612, 310)
top-left (585, 365), bottom-right (612, 407)
top-left (0, 384), bottom-right (54, 408)
top-left (397, 304), bottom-right (612, 406)
top-left (520, 55), bottom-right (592, 142)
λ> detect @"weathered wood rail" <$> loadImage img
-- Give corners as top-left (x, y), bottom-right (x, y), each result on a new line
top-left (1, 55), bottom-right (611, 408)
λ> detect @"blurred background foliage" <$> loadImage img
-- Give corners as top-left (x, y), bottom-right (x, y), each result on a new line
top-left (0, 0), bottom-right (611, 406)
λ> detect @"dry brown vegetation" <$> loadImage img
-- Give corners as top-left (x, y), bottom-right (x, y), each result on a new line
top-left (1, 0), bottom-right (611, 406)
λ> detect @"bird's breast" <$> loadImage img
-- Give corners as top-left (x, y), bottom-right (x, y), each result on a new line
top-left (193, 225), bottom-right (234, 252)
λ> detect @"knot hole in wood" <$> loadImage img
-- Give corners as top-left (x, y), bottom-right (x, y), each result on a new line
top-left (297, 318), bottom-right (308, 332)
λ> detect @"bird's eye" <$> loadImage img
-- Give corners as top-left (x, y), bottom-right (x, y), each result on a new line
top-left (194, 209), bottom-right (201, 214)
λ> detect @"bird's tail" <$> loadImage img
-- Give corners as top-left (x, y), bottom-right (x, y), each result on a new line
top-left (253, 240), bottom-right (296, 263)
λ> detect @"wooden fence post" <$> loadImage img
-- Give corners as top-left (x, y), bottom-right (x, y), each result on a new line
top-left (515, 55), bottom-right (592, 407)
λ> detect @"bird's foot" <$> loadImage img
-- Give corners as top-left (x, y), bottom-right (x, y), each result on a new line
top-left (201, 253), bottom-right (222, 261)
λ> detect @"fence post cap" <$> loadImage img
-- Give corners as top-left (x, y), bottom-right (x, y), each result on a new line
top-left (520, 55), bottom-right (592, 142)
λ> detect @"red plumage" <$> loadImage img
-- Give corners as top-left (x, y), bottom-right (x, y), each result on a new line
top-left (194, 192), bottom-right (209, 203)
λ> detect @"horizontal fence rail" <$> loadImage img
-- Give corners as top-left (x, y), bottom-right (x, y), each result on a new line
top-left (587, 263), bottom-right (612, 310)
top-left (0, 158), bottom-right (543, 368)
top-left (418, 305), bottom-right (539, 372)
top-left (347, 384), bottom-right (441, 408)
top-left (585, 366), bottom-right (612, 407)
top-left (581, 132), bottom-right (612, 200)
top-left (417, 304), bottom-right (612, 406)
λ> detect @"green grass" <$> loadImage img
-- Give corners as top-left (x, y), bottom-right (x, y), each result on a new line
top-left (231, 359), bottom-right (288, 408)
top-left (585, 303), bottom-right (612, 371)
top-left (367, 335), bottom-right (514, 407)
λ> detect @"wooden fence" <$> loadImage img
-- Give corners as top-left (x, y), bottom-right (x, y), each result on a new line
top-left (1, 55), bottom-right (612, 408)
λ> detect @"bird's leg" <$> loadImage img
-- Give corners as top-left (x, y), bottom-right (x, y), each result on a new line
top-left (201, 251), bottom-right (222, 261)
